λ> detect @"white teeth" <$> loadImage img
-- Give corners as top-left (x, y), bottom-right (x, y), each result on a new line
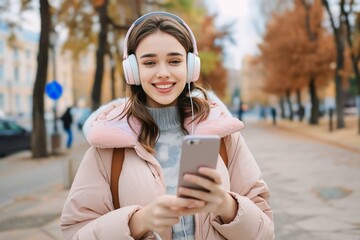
top-left (155, 84), bottom-right (173, 89)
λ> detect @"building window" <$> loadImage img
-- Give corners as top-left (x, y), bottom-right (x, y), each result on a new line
top-left (15, 94), bottom-right (21, 111)
top-left (26, 66), bottom-right (32, 83)
top-left (0, 63), bottom-right (4, 82)
top-left (14, 66), bottom-right (19, 82)
top-left (0, 93), bottom-right (4, 109)
top-left (13, 47), bottom-right (19, 60)
top-left (0, 40), bottom-right (4, 55)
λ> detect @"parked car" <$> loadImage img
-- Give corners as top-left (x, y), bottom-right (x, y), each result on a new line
top-left (0, 119), bottom-right (31, 157)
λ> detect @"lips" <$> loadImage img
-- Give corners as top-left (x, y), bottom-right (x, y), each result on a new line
top-left (152, 82), bottom-right (175, 89)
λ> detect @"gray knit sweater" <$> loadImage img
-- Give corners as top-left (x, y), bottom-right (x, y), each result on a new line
top-left (147, 106), bottom-right (195, 240)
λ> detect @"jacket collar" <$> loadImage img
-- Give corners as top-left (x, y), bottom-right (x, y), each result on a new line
top-left (85, 98), bottom-right (244, 150)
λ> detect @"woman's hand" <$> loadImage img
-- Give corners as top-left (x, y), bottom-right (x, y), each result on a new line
top-left (129, 194), bottom-right (205, 239)
top-left (177, 167), bottom-right (238, 223)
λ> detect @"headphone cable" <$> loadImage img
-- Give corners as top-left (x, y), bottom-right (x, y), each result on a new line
top-left (188, 82), bottom-right (194, 135)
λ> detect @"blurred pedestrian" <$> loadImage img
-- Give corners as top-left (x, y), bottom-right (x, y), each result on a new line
top-left (271, 107), bottom-right (277, 125)
top-left (60, 107), bottom-right (73, 149)
top-left (238, 102), bottom-right (245, 121)
top-left (259, 106), bottom-right (267, 120)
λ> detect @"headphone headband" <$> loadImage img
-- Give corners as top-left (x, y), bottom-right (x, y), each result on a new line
top-left (122, 11), bottom-right (198, 59)
top-left (122, 11), bottom-right (201, 85)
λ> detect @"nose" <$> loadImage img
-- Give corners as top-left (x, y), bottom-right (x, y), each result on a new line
top-left (155, 63), bottom-right (170, 79)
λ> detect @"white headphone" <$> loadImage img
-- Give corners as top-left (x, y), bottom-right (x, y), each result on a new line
top-left (122, 11), bottom-right (201, 85)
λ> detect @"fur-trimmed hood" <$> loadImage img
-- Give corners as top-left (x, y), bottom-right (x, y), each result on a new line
top-left (83, 93), bottom-right (244, 149)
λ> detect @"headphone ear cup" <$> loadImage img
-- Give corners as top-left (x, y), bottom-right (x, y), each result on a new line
top-left (122, 54), bottom-right (140, 85)
top-left (187, 52), bottom-right (200, 82)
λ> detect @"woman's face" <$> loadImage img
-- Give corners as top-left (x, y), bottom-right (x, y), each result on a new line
top-left (135, 30), bottom-right (187, 108)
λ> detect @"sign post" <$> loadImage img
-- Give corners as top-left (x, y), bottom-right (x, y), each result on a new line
top-left (46, 80), bottom-right (63, 155)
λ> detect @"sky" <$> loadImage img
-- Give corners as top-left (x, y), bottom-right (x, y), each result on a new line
top-left (206, 0), bottom-right (261, 70)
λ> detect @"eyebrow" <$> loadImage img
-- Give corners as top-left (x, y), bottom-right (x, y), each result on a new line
top-left (140, 52), bottom-right (184, 58)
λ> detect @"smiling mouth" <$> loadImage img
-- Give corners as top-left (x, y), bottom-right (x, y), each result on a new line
top-left (153, 83), bottom-right (175, 89)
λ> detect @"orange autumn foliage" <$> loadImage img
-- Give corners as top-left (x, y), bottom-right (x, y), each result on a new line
top-left (258, 0), bottom-right (336, 96)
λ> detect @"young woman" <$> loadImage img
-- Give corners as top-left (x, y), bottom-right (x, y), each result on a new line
top-left (61, 12), bottom-right (274, 240)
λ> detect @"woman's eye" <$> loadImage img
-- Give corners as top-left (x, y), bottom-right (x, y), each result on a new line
top-left (170, 59), bottom-right (181, 65)
top-left (143, 61), bottom-right (155, 66)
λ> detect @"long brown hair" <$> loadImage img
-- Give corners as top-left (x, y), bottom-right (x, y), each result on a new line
top-left (124, 14), bottom-right (210, 153)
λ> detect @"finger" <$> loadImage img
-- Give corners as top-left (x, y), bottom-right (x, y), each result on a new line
top-left (179, 206), bottom-right (205, 216)
top-left (183, 174), bottom-right (217, 192)
top-left (177, 197), bottom-right (206, 208)
top-left (178, 187), bottom-right (212, 202)
top-left (152, 206), bottom-right (181, 218)
top-left (152, 216), bottom-right (180, 227)
top-left (159, 195), bottom-right (204, 209)
top-left (179, 203), bottom-right (216, 216)
top-left (198, 167), bottom-right (222, 184)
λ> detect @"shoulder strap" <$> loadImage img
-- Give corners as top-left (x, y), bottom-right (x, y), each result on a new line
top-left (110, 138), bottom-right (228, 210)
top-left (111, 148), bottom-right (124, 210)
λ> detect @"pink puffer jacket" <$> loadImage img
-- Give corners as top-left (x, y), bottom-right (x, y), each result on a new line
top-left (60, 99), bottom-right (275, 240)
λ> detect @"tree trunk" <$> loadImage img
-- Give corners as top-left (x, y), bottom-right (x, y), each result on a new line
top-left (342, 2), bottom-right (360, 133)
top-left (349, 55), bottom-right (360, 133)
top-left (334, 72), bottom-right (345, 128)
top-left (91, 0), bottom-right (108, 110)
top-left (302, 0), bottom-right (319, 125)
top-left (309, 78), bottom-right (319, 125)
top-left (280, 96), bottom-right (286, 119)
top-left (31, 0), bottom-right (50, 158)
top-left (111, 66), bottom-right (116, 100)
top-left (352, 63), bottom-right (360, 134)
top-left (109, 52), bottom-right (116, 100)
top-left (322, 0), bottom-right (345, 128)
top-left (286, 89), bottom-right (293, 121)
top-left (296, 89), bottom-right (304, 121)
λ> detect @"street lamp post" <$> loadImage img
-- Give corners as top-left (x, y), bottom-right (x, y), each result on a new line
top-left (49, 30), bottom-right (61, 155)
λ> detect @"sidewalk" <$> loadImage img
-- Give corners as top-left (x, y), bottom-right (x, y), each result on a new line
top-left (0, 115), bottom-right (359, 240)
top-left (241, 119), bottom-right (360, 239)
top-left (0, 140), bottom-right (89, 240)
top-left (265, 115), bottom-right (360, 153)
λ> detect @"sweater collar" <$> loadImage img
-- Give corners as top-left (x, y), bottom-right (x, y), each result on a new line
top-left (146, 106), bottom-right (181, 131)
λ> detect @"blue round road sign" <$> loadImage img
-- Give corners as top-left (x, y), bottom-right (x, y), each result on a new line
top-left (45, 80), bottom-right (63, 100)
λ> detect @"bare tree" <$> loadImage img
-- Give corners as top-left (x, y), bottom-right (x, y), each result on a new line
top-left (340, 0), bottom-right (360, 134)
top-left (31, 0), bottom-right (51, 157)
top-left (322, 0), bottom-right (346, 128)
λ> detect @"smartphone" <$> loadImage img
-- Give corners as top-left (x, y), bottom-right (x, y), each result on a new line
top-left (177, 135), bottom-right (220, 198)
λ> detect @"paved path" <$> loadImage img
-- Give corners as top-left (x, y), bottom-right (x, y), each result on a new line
top-left (0, 119), bottom-right (359, 239)
top-left (242, 121), bottom-right (360, 240)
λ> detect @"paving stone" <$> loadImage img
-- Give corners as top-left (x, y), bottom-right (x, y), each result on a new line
top-left (0, 214), bottom-right (59, 232)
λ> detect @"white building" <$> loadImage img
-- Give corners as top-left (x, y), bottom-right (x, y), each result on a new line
top-left (0, 22), bottom-right (73, 118)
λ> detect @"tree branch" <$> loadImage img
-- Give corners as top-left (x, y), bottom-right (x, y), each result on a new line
top-left (301, 0), bottom-right (316, 41)
top-left (322, 0), bottom-right (338, 35)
